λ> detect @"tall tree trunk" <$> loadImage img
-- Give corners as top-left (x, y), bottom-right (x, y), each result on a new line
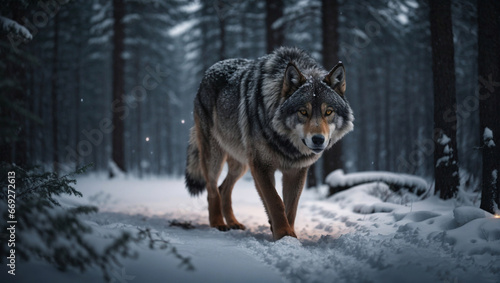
top-left (74, 57), bottom-right (81, 170)
top-left (51, 13), bottom-right (59, 173)
top-left (265, 0), bottom-right (284, 53)
top-left (216, 0), bottom-right (226, 60)
top-left (134, 49), bottom-right (143, 178)
top-left (27, 54), bottom-right (36, 163)
top-left (374, 63), bottom-right (381, 171)
top-left (38, 70), bottom-right (47, 164)
top-left (429, 0), bottom-right (460, 199)
top-left (165, 93), bottom-right (173, 175)
top-left (384, 51), bottom-right (391, 171)
top-left (240, 10), bottom-right (248, 58)
top-left (155, 101), bottom-right (162, 175)
top-left (74, 26), bottom-right (82, 171)
top-left (136, 102), bottom-right (143, 178)
top-left (321, 0), bottom-right (343, 182)
top-left (478, 0), bottom-right (500, 214)
top-left (110, 0), bottom-right (126, 177)
top-left (200, 0), bottom-right (210, 71)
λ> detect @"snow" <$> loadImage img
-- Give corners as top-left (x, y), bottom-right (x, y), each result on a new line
top-left (438, 133), bottom-right (451, 145)
top-left (395, 14), bottom-right (409, 25)
top-left (406, 0), bottom-right (419, 9)
top-left (436, 155), bottom-right (450, 167)
top-left (3, 172), bottom-right (499, 282)
top-left (169, 19), bottom-right (198, 37)
top-left (0, 16), bottom-right (32, 40)
top-left (484, 127), bottom-right (494, 140)
top-left (483, 127), bottom-right (496, 148)
top-left (453, 206), bottom-right (488, 226)
top-left (435, 134), bottom-right (454, 167)
top-left (443, 144), bottom-right (450, 154)
top-left (326, 169), bottom-right (429, 195)
top-left (108, 161), bottom-right (125, 178)
top-left (90, 18), bottom-right (113, 34)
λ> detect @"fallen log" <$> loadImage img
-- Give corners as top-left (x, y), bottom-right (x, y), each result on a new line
top-left (326, 169), bottom-right (429, 197)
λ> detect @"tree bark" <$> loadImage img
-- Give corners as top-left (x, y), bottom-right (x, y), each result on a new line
top-left (321, 0), bottom-right (344, 182)
top-left (216, 0), bottom-right (226, 60)
top-left (74, 37), bottom-right (81, 170)
top-left (384, 52), bottom-right (391, 171)
top-left (265, 0), bottom-right (284, 53)
top-left (478, 0), bottom-right (500, 213)
top-left (135, 56), bottom-right (143, 178)
top-left (429, 0), bottom-right (460, 199)
top-left (110, 0), bottom-right (126, 176)
top-left (51, 13), bottom-right (59, 173)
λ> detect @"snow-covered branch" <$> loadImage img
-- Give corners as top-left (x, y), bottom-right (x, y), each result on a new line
top-left (0, 16), bottom-right (32, 41)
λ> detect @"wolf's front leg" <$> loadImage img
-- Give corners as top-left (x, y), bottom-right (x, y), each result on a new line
top-left (282, 167), bottom-right (308, 234)
top-left (249, 161), bottom-right (295, 240)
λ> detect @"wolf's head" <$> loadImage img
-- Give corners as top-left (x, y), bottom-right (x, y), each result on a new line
top-left (272, 62), bottom-right (354, 155)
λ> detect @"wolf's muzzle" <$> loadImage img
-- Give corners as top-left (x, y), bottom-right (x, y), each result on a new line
top-left (302, 135), bottom-right (327, 154)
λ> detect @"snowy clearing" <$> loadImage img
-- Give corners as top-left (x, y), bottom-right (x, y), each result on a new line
top-left (2, 172), bottom-right (499, 283)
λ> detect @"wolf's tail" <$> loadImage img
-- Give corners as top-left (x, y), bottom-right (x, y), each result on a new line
top-left (185, 127), bottom-right (206, 196)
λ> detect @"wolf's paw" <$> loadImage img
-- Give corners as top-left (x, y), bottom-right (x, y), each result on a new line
top-left (214, 224), bottom-right (230, 231)
top-left (273, 228), bottom-right (297, 240)
top-left (228, 223), bottom-right (246, 230)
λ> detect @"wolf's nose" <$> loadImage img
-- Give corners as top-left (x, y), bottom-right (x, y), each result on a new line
top-left (312, 135), bottom-right (325, 146)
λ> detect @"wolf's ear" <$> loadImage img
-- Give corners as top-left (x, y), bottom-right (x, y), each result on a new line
top-left (324, 62), bottom-right (346, 96)
top-left (282, 62), bottom-right (305, 97)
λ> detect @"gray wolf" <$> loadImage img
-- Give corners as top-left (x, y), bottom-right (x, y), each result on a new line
top-left (185, 47), bottom-right (354, 240)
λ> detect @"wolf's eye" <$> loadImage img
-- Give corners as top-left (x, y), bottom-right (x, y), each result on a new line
top-left (299, 109), bottom-right (308, 116)
top-left (325, 109), bottom-right (334, 116)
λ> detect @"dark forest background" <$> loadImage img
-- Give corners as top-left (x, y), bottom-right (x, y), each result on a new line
top-left (1, 0), bottom-right (499, 210)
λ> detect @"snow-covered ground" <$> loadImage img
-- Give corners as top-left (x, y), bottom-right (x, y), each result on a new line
top-left (3, 171), bottom-right (500, 283)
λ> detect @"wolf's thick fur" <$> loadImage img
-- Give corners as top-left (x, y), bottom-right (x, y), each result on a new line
top-left (185, 47), bottom-right (354, 239)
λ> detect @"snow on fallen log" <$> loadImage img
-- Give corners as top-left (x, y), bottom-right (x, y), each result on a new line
top-left (326, 169), bottom-right (429, 196)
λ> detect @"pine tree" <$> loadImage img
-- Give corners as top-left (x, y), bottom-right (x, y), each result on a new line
top-left (0, 1), bottom-right (38, 166)
top-left (51, 12), bottom-right (60, 173)
top-left (321, 0), bottom-right (343, 183)
top-left (110, 0), bottom-right (126, 177)
top-left (265, 0), bottom-right (284, 52)
top-left (429, 0), bottom-right (460, 199)
top-left (477, 0), bottom-right (500, 213)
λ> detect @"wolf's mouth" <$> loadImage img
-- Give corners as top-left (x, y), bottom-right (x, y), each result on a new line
top-left (302, 139), bottom-right (325, 154)
top-left (311, 148), bottom-right (324, 153)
